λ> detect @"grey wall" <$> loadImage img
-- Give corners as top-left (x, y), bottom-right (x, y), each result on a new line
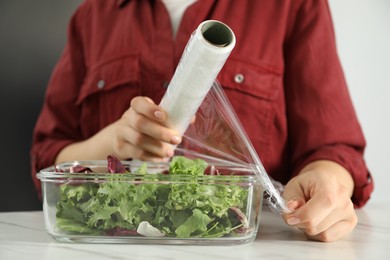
top-left (0, 0), bottom-right (82, 211)
top-left (329, 0), bottom-right (390, 203)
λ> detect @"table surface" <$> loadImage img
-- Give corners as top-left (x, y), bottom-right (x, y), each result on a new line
top-left (1, 201), bottom-right (389, 260)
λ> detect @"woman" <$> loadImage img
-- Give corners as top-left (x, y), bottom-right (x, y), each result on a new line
top-left (31, 0), bottom-right (373, 241)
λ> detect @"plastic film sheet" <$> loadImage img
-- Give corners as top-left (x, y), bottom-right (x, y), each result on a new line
top-left (159, 20), bottom-right (290, 214)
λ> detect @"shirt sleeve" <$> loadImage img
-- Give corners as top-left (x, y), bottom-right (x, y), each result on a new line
top-left (283, 0), bottom-right (373, 207)
top-left (30, 5), bottom-right (87, 198)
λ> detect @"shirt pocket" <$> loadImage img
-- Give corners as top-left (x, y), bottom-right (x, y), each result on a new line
top-left (77, 53), bottom-right (141, 137)
top-left (216, 57), bottom-right (282, 157)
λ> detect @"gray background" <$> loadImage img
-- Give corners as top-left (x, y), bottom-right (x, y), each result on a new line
top-left (0, 1), bottom-right (388, 211)
top-left (328, 0), bottom-right (390, 203)
top-left (0, 0), bottom-right (82, 211)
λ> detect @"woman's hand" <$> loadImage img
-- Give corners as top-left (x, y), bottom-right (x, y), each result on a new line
top-left (55, 96), bottom-right (182, 163)
top-left (282, 160), bottom-right (357, 242)
top-left (109, 96), bottom-right (182, 161)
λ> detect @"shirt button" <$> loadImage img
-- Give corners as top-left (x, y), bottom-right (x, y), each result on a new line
top-left (162, 80), bottom-right (169, 88)
top-left (234, 73), bottom-right (244, 84)
top-left (97, 79), bottom-right (105, 89)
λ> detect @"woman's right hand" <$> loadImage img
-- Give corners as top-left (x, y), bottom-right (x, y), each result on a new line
top-left (55, 96), bottom-right (182, 163)
top-left (110, 96), bottom-right (182, 161)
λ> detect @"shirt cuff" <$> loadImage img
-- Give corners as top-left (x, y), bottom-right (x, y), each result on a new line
top-left (292, 144), bottom-right (374, 208)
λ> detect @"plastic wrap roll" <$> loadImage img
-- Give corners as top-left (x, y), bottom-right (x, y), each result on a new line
top-left (159, 20), bottom-right (235, 135)
top-left (159, 20), bottom-right (290, 214)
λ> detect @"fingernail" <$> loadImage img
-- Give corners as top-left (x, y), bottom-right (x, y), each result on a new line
top-left (171, 135), bottom-right (181, 144)
top-left (287, 200), bottom-right (299, 211)
top-left (166, 149), bottom-right (174, 157)
top-left (154, 111), bottom-right (165, 120)
top-left (287, 217), bottom-right (300, 225)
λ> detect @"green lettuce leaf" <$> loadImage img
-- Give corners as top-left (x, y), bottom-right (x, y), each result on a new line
top-left (55, 156), bottom-right (249, 238)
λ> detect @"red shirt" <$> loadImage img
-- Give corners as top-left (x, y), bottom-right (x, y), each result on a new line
top-left (31, 0), bottom-right (373, 206)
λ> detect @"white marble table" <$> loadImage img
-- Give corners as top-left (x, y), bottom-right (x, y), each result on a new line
top-left (1, 201), bottom-right (389, 260)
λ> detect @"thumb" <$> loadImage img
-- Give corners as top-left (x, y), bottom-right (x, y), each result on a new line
top-left (282, 181), bottom-right (306, 213)
top-left (285, 199), bottom-right (305, 212)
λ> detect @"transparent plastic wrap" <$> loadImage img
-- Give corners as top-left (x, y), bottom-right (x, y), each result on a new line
top-left (177, 82), bottom-right (289, 214)
top-left (160, 20), bottom-right (290, 214)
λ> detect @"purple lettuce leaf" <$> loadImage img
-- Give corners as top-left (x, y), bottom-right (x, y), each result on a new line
top-left (107, 155), bottom-right (127, 173)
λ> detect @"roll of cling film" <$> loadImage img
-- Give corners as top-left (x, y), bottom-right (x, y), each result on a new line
top-left (159, 20), bottom-right (290, 214)
top-left (159, 20), bottom-right (235, 135)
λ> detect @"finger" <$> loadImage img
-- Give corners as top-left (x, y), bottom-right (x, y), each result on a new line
top-left (130, 96), bottom-right (167, 122)
top-left (116, 140), bottom-right (169, 162)
top-left (282, 178), bottom-right (306, 222)
top-left (282, 200), bottom-right (304, 223)
top-left (300, 198), bottom-right (355, 236)
top-left (297, 207), bottom-right (336, 236)
top-left (282, 176), bottom-right (306, 205)
top-left (285, 191), bottom-right (335, 229)
top-left (118, 126), bottom-right (173, 158)
top-left (125, 108), bottom-right (181, 145)
top-left (286, 200), bottom-right (304, 212)
top-left (304, 216), bottom-right (357, 242)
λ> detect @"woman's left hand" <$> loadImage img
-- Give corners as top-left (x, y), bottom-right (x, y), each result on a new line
top-left (282, 160), bottom-right (357, 242)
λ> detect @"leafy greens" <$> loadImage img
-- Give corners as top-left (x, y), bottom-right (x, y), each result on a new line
top-left (55, 156), bottom-right (249, 238)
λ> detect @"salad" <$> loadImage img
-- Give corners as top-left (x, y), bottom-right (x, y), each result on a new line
top-left (55, 156), bottom-right (251, 238)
